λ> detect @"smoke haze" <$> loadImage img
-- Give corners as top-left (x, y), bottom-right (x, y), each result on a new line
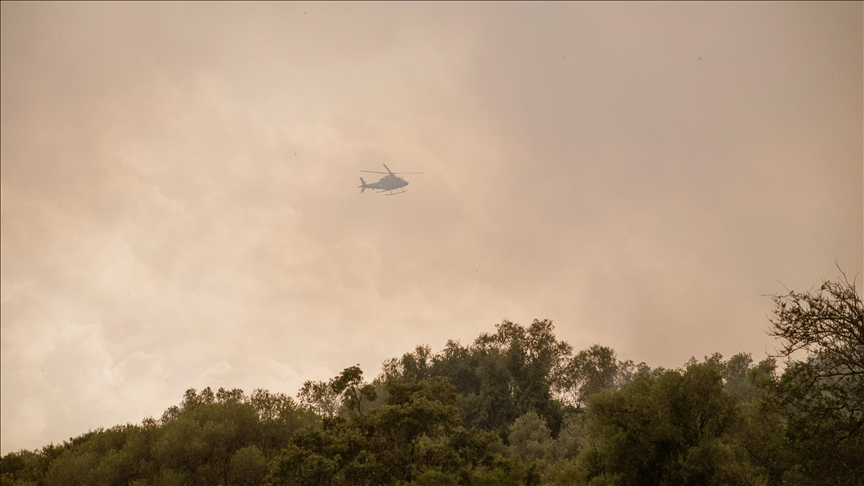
top-left (1, 2), bottom-right (861, 453)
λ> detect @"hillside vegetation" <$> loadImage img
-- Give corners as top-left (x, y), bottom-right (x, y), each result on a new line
top-left (2, 275), bottom-right (861, 485)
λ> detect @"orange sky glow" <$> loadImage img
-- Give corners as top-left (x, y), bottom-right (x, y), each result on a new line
top-left (1, 2), bottom-right (861, 453)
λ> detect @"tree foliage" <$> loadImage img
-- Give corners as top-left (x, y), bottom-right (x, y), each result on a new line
top-left (3, 274), bottom-right (862, 485)
top-left (767, 272), bottom-right (864, 484)
top-left (574, 362), bottom-right (761, 486)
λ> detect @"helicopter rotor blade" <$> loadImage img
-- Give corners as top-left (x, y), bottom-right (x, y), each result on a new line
top-left (360, 167), bottom-right (424, 174)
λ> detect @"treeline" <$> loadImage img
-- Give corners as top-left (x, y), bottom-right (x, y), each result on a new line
top-left (1, 276), bottom-right (861, 485)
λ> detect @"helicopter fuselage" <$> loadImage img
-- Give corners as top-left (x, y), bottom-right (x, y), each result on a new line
top-left (359, 174), bottom-right (408, 192)
top-left (358, 164), bottom-right (422, 194)
top-left (374, 175), bottom-right (408, 190)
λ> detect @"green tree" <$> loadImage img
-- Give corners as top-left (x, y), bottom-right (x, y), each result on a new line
top-left (152, 387), bottom-right (266, 485)
top-left (398, 320), bottom-right (573, 437)
top-left (249, 389), bottom-right (310, 454)
top-left (695, 352), bottom-right (775, 403)
top-left (767, 272), bottom-right (864, 484)
top-left (330, 365), bottom-right (378, 415)
top-left (574, 363), bottom-right (762, 486)
top-left (297, 381), bottom-right (341, 419)
top-left (508, 411), bottom-right (555, 464)
top-left (266, 418), bottom-right (366, 486)
top-left (298, 366), bottom-right (378, 419)
top-left (228, 445), bottom-right (268, 486)
top-left (0, 450), bottom-right (37, 484)
top-left (558, 345), bottom-right (637, 407)
top-left (45, 450), bottom-right (99, 486)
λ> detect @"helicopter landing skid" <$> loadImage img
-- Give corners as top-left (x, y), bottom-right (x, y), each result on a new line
top-left (384, 189), bottom-right (406, 196)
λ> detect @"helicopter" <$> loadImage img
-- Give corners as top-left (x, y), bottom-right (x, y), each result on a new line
top-left (358, 164), bottom-right (424, 195)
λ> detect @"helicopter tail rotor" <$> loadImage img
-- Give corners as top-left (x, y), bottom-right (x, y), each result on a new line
top-left (358, 177), bottom-right (367, 193)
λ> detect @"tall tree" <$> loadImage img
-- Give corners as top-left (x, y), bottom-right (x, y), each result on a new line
top-left (430, 320), bottom-right (573, 436)
top-left (768, 272), bottom-right (864, 484)
top-left (558, 345), bottom-right (637, 407)
top-left (574, 363), bottom-right (762, 486)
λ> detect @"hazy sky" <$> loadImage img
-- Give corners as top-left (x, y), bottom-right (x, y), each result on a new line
top-left (1, 2), bottom-right (861, 454)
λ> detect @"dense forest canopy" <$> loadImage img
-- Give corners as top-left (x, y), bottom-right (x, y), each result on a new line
top-left (2, 275), bottom-right (862, 485)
